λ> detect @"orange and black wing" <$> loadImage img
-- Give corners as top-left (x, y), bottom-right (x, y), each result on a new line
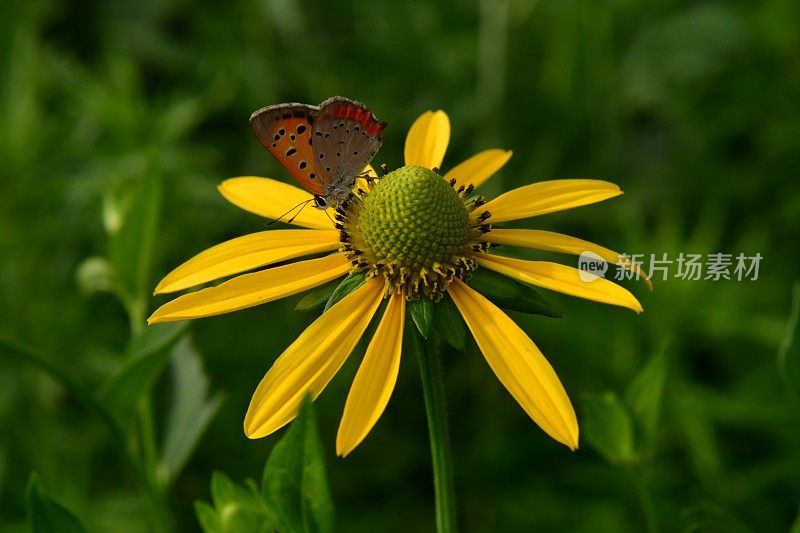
top-left (250, 103), bottom-right (325, 196)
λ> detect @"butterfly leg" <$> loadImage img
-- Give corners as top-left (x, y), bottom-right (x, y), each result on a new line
top-left (357, 169), bottom-right (376, 186)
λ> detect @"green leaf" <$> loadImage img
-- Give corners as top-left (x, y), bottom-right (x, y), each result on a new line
top-left (194, 472), bottom-right (275, 533)
top-left (194, 501), bottom-right (221, 533)
top-left (295, 280), bottom-right (339, 311)
top-left (324, 271), bottom-right (365, 312)
top-left (98, 322), bottom-right (188, 428)
top-left (778, 281), bottom-right (800, 398)
top-left (408, 297), bottom-right (433, 339)
top-left (624, 351), bottom-right (667, 443)
top-left (432, 293), bottom-right (466, 350)
top-left (158, 336), bottom-right (223, 485)
top-left (125, 321), bottom-right (190, 361)
top-left (108, 170), bottom-right (162, 320)
top-left (468, 268), bottom-right (563, 318)
top-left (581, 391), bottom-right (636, 465)
top-left (262, 398), bottom-right (335, 533)
top-left (26, 473), bottom-right (87, 533)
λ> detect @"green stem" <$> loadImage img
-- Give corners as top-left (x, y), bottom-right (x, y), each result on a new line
top-left (628, 465), bottom-right (658, 533)
top-left (124, 292), bottom-right (146, 338)
top-left (138, 398), bottom-right (158, 480)
top-left (411, 328), bottom-right (457, 533)
top-left (137, 394), bottom-right (171, 532)
top-left (0, 331), bottom-right (170, 531)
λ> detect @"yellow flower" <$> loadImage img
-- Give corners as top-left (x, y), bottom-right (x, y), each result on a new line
top-left (149, 109), bottom-right (648, 456)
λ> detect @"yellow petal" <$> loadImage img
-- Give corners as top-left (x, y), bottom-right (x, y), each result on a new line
top-left (154, 230), bottom-right (341, 294)
top-left (218, 177), bottom-right (333, 229)
top-left (404, 110), bottom-right (450, 169)
top-left (244, 278), bottom-right (385, 438)
top-left (336, 293), bottom-right (405, 457)
top-left (483, 229), bottom-right (652, 290)
top-left (148, 253), bottom-right (350, 324)
top-left (476, 254), bottom-right (643, 313)
top-left (479, 180), bottom-right (623, 224)
top-left (443, 149), bottom-right (513, 189)
top-left (448, 279), bottom-right (578, 449)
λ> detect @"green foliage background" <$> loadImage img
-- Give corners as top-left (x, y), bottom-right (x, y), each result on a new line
top-left (2, 0), bottom-right (800, 530)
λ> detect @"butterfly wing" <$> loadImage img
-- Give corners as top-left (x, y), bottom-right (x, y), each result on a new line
top-left (250, 103), bottom-right (325, 196)
top-left (311, 96), bottom-right (386, 185)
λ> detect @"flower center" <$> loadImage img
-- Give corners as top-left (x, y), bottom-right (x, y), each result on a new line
top-left (336, 165), bottom-right (491, 299)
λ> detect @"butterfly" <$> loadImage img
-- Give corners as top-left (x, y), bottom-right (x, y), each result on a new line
top-left (250, 96), bottom-right (387, 210)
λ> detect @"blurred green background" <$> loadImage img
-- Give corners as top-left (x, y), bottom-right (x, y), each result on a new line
top-left (2, 0), bottom-right (800, 531)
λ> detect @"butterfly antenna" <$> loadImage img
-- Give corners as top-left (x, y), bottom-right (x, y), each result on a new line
top-left (286, 199), bottom-right (316, 224)
top-left (267, 199), bottom-right (314, 226)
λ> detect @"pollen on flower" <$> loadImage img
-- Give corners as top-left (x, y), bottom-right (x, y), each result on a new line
top-left (336, 165), bottom-right (491, 299)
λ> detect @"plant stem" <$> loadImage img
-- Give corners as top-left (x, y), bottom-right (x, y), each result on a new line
top-left (138, 397), bottom-right (158, 482)
top-left (411, 328), bottom-right (457, 533)
top-left (137, 394), bottom-right (172, 532)
top-left (629, 465), bottom-right (658, 533)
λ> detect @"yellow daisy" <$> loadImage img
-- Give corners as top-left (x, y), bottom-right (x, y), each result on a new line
top-left (148, 109), bottom-right (648, 456)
